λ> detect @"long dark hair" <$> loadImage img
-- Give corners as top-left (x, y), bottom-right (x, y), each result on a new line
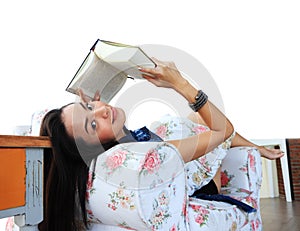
top-left (39, 104), bottom-right (118, 231)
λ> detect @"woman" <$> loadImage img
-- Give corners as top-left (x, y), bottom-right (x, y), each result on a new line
top-left (39, 58), bottom-right (283, 231)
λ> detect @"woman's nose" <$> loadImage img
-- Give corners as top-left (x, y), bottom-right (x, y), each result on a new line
top-left (94, 106), bottom-right (108, 118)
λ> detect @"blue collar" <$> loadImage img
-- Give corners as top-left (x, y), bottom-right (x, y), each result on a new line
top-left (118, 126), bottom-right (163, 143)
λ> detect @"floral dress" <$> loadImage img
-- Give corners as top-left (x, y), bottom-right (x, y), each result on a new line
top-left (86, 115), bottom-right (236, 230)
top-left (150, 115), bottom-right (235, 196)
top-left (86, 142), bottom-right (188, 230)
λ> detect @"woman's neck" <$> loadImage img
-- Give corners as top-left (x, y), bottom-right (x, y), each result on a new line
top-left (115, 126), bottom-right (129, 141)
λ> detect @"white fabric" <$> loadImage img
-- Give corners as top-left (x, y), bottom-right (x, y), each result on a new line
top-left (87, 142), bottom-right (188, 230)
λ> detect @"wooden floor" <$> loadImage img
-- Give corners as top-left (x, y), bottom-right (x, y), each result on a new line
top-left (1, 198), bottom-right (299, 230)
top-left (261, 198), bottom-right (300, 230)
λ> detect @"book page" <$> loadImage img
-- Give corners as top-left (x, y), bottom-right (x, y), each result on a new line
top-left (66, 51), bottom-right (127, 102)
top-left (94, 40), bottom-right (137, 61)
top-left (93, 40), bottom-right (156, 79)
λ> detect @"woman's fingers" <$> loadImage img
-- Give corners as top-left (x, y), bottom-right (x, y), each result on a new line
top-left (139, 57), bottom-right (186, 89)
top-left (139, 66), bottom-right (158, 77)
top-left (77, 88), bottom-right (91, 103)
top-left (77, 88), bottom-right (101, 102)
top-left (259, 147), bottom-right (285, 160)
top-left (93, 90), bottom-right (101, 101)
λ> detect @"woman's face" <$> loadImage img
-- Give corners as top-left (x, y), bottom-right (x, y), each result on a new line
top-left (62, 100), bottom-right (126, 144)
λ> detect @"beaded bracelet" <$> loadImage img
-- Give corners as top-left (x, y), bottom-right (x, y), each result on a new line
top-left (189, 90), bottom-right (208, 112)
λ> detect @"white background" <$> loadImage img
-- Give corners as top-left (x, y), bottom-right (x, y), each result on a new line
top-left (0, 0), bottom-right (299, 139)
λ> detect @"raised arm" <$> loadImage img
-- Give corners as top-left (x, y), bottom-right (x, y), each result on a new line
top-left (140, 59), bottom-right (234, 162)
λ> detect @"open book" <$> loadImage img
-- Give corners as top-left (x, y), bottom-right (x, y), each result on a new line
top-left (66, 39), bottom-right (156, 102)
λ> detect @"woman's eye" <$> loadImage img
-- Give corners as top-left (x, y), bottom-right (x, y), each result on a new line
top-left (91, 120), bottom-right (97, 130)
top-left (87, 103), bottom-right (93, 111)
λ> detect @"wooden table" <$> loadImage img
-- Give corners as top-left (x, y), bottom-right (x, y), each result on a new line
top-left (0, 135), bottom-right (50, 231)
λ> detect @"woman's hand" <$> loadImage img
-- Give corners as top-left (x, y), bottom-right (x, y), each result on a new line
top-left (139, 58), bottom-right (200, 104)
top-left (139, 58), bottom-right (188, 91)
top-left (78, 89), bottom-right (100, 102)
top-left (258, 146), bottom-right (285, 160)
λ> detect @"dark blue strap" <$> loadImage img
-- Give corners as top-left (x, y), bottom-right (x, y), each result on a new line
top-left (193, 194), bottom-right (257, 213)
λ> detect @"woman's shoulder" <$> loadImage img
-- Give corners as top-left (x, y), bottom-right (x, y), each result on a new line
top-left (90, 141), bottom-right (185, 189)
top-left (97, 141), bottom-right (183, 163)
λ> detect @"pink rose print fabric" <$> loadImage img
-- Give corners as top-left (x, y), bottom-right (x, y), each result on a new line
top-left (83, 116), bottom-right (263, 230)
top-left (87, 142), bottom-right (187, 230)
top-left (139, 149), bottom-right (162, 174)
